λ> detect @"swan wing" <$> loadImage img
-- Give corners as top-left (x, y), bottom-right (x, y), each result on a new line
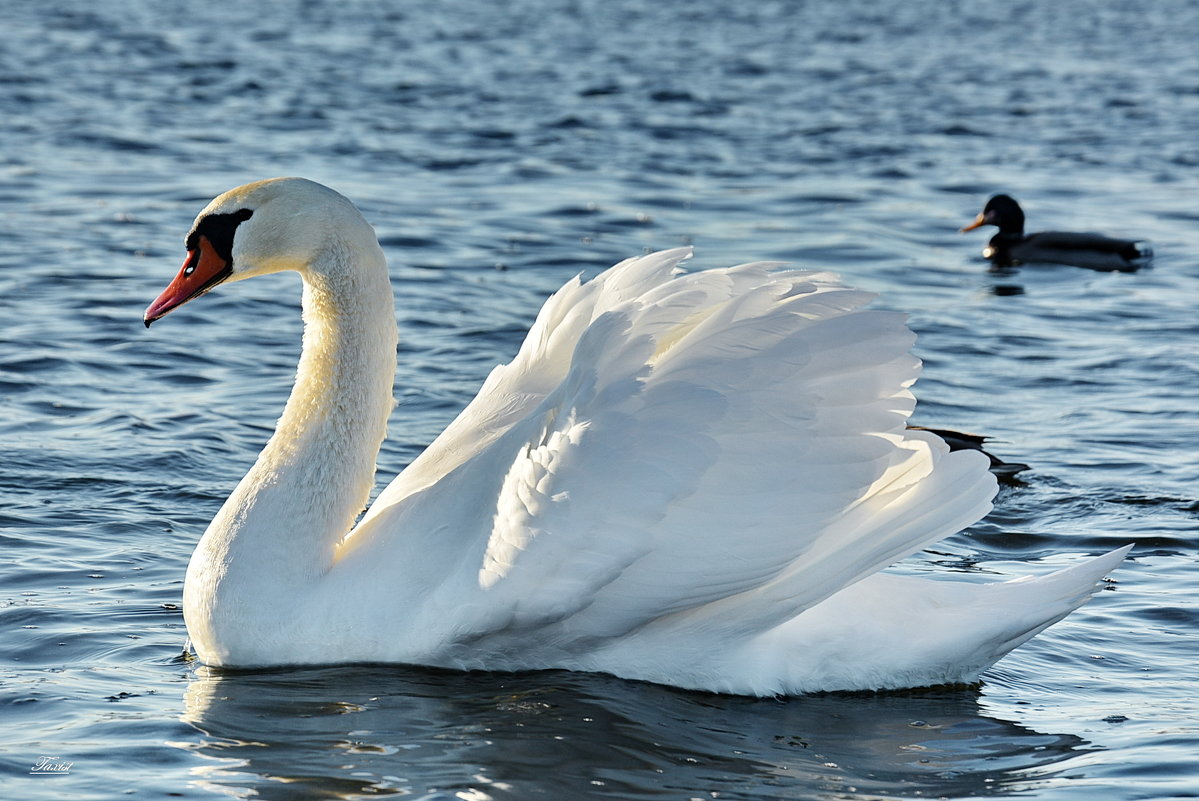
top-left (340, 250), bottom-right (995, 651)
top-left (360, 249), bottom-right (696, 517)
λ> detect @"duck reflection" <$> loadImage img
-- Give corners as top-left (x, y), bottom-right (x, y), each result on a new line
top-left (178, 664), bottom-right (1089, 800)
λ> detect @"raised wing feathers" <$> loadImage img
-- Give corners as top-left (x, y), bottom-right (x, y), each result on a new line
top-left (341, 249), bottom-right (995, 655)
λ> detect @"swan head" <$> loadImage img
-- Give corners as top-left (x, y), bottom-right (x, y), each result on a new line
top-left (144, 177), bottom-right (366, 326)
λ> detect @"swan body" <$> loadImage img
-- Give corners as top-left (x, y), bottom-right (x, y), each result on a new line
top-left (961, 194), bottom-right (1152, 271)
top-left (145, 178), bottom-right (1129, 695)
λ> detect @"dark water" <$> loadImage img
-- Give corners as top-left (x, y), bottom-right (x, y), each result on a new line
top-left (2, 0), bottom-right (1198, 798)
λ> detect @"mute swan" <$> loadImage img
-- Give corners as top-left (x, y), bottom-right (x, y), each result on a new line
top-left (961, 194), bottom-right (1152, 271)
top-left (144, 177), bottom-right (1130, 695)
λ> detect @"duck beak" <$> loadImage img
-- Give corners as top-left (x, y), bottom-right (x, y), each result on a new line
top-left (144, 236), bottom-right (231, 327)
top-left (959, 212), bottom-right (990, 233)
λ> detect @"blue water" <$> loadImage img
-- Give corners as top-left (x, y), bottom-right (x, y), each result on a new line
top-left (2, 0), bottom-right (1197, 798)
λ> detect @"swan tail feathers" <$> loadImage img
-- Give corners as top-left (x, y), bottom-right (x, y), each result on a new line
top-left (746, 545), bottom-right (1134, 694)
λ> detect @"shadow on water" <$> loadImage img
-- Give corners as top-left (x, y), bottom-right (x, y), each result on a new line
top-left (175, 664), bottom-right (1089, 800)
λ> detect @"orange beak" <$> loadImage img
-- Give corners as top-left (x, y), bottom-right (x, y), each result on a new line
top-left (144, 236), bottom-right (230, 326)
top-left (959, 212), bottom-right (990, 233)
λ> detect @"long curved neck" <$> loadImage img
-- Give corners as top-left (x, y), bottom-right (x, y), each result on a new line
top-left (195, 235), bottom-right (397, 590)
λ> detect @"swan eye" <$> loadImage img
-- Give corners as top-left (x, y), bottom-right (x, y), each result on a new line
top-left (178, 246), bottom-right (203, 278)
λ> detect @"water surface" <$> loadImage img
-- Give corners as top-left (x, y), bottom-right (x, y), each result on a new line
top-left (1, 1), bottom-right (1197, 799)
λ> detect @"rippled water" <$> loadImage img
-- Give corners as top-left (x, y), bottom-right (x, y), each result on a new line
top-left (2, 0), bottom-right (1197, 798)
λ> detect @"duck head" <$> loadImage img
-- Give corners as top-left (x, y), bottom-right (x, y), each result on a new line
top-left (960, 194), bottom-right (1025, 236)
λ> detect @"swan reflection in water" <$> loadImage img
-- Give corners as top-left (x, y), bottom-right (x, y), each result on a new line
top-left (176, 664), bottom-right (1088, 800)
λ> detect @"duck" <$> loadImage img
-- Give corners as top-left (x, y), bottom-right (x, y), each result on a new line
top-left (907, 425), bottom-right (1029, 480)
top-left (961, 194), bottom-right (1151, 271)
top-left (144, 177), bottom-right (1130, 695)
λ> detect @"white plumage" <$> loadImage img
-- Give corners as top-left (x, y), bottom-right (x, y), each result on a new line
top-left (145, 177), bottom-right (1129, 695)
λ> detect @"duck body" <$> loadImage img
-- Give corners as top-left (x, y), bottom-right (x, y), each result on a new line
top-left (146, 178), bottom-right (1129, 695)
top-left (962, 194), bottom-right (1151, 271)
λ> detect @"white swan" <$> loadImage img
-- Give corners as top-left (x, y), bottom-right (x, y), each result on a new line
top-left (144, 177), bottom-right (1130, 695)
